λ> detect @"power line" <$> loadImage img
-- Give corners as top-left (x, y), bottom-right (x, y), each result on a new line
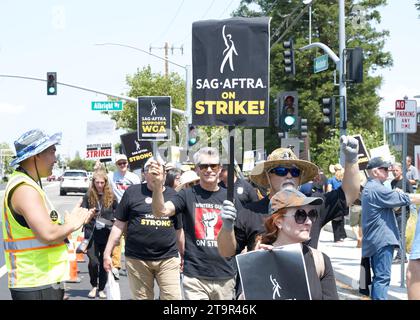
top-left (155, 0), bottom-right (185, 43)
top-left (218, 0), bottom-right (235, 18)
top-left (200, 0), bottom-right (216, 19)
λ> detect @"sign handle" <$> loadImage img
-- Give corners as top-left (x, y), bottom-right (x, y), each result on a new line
top-left (227, 126), bottom-right (235, 203)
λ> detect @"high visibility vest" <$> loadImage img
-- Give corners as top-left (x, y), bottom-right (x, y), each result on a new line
top-left (2, 171), bottom-right (69, 288)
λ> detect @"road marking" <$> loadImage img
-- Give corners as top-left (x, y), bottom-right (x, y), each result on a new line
top-left (0, 265), bottom-right (6, 279)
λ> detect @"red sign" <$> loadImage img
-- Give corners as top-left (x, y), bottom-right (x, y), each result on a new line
top-left (395, 100), bottom-right (405, 110)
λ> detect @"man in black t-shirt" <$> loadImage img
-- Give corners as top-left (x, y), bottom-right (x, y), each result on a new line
top-left (218, 135), bottom-right (361, 258)
top-left (150, 147), bottom-right (241, 300)
top-left (103, 158), bottom-right (182, 300)
top-left (391, 162), bottom-right (412, 263)
top-left (218, 165), bottom-right (259, 206)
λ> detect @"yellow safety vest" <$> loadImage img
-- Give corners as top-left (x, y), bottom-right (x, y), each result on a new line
top-left (2, 171), bottom-right (69, 288)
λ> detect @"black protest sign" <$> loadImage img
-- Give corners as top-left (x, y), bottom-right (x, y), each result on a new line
top-left (138, 96), bottom-right (171, 141)
top-left (192, 17), bottom-right (270, 127)
top-left (236, 243), bottom-right (311, 300)
top-left (353, 134), bottom-right (370, 171)
top-left (120, 131), bottom-right (153, 170)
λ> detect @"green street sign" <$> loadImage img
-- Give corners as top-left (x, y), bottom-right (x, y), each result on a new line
top-left (314, 54), bottom-right (329, 73)
top-left (91, 101), bottom-right (123, 111)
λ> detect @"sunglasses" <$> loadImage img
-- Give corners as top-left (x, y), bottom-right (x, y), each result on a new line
top-left (378, 167), bottom-right (389, 172)
top-left (283, 209), bottom-right (318, 224)
top-left (269, 166), bottom-right (301, 177)
top-left (198, 164), bottom-right (220, 171)
top-left (117, 161), bottom-right (128, 166)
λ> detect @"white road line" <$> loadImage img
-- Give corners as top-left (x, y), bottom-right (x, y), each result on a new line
top-left (0, 265), bottom-right (7, 278)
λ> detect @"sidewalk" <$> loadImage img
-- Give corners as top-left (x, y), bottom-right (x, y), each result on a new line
top-left (318, 223), bottom-right (408, 300)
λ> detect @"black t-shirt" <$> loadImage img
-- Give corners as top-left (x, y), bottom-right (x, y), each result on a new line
top-left (219, 178), bottom-right (259, 206)
top-left (171, 185), bottom-right (241, 280)
top-left (81, 193), bottom-right (117, 245)
top-left (391, 178), bottom-right (413, 215)
top-left (302, 245), bottom-right (338, 300)
top-left (115, 184), bottom-right (181, 260)
top-left (240, 188), bottom-right (347, 249)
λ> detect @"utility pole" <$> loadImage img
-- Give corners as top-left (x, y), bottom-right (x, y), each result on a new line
top-left (149, 42), bottom-right (184, 77)
top-left (300, 0), bottom-right (347, 164)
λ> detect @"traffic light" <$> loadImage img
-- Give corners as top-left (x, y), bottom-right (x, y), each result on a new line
top-left (188, 125), bottom-right (199, 147)
top-left (346, 47), bottom-right (363, 83)
top-left (283, 38), bottom-right (295, 76)
top-left (322, 97), bottom-right (335, 126)
top-left (299, 117), bottom-right (308, 138)
top-left (278, 91), bottom-right (298, 132)
top-left (47, 72), bottom-right (57, 95)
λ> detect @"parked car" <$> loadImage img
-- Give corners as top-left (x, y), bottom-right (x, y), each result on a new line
top-left (59, 169), bottom-right (90, 196)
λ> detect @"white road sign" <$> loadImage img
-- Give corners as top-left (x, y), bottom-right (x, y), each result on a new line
top-left (395, 99), bottom-right (417, 133)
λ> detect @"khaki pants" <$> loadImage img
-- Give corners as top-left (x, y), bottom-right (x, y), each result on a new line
top-left (111, 236), bottom-right (124, 269)
top-left (126, 256), bottom-right (181, 300)
top-left (182, 275), bottom-right (235, 300)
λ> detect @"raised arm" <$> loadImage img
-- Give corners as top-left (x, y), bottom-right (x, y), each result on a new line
top-left (340, 135), bottom-right (361, 206)
top-left (149, 160), bottom-right (176, 217)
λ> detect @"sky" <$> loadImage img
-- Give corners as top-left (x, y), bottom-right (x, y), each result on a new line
top-left (0, 0), bottom-right (419, 160)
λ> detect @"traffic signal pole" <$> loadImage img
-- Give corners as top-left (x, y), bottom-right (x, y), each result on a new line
top-left (0, 73), bottom-right (187, 117)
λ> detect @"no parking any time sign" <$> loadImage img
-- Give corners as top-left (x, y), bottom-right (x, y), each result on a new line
top-left (395, 99), bottom-right (417, 133)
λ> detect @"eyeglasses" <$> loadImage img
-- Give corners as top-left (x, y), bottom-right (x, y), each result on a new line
top-left (378, 167), bottom-right (389, 172)
top-left (269, 166), bottom-right (301, 177)
top-left (198, 164), bottom-right (220, 171)
top-left (283, 209), bottom-right (318, 224)
top-left (117, 162), bottom-right (128, 166)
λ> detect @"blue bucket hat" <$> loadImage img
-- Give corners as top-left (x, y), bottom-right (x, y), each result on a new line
top-left (10, 129), bottom-right (62, 167)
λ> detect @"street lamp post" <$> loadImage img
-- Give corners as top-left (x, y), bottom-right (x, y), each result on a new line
top-left (95, 42), bottom-right (192, 151)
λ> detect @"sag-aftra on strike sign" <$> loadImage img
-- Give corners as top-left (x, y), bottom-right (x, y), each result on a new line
top-left (192, 17), bottom-right (270, 127)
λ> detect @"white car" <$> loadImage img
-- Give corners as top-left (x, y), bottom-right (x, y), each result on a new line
top-left (59, 170), bottom-right (90, 196)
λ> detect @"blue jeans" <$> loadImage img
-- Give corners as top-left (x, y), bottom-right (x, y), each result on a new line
top-left (370, 245), bottom-right (394, 300)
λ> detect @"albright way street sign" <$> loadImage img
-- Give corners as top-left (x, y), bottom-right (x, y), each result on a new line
top-left (91, 101), bottom-right (123, 111)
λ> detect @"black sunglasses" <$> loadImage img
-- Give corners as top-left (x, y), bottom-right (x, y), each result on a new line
top-left (198, 164), bottom-right (220, 171)
top-left (269, 166), bottom-right (301, 177)
top-left (283, 209), bottom-right (318, 224)
top-left (378, 167), bottom-right (389, 172)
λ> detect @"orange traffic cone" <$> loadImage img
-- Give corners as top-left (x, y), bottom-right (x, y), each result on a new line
top-left (66, 235), bottom-right (81, 283)
top-left (76, 235), bottom-right (86, 263)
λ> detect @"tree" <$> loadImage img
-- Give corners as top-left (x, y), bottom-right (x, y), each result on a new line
top-left (0, 142), bottom-right (14, 178)
top-left (67, 152), bottom-right (96, 171)
top-left (233, 0), bottom-right (392, 159)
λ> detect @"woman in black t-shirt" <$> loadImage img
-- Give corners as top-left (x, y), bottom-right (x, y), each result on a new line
top-left (81, 170), bottom-right (117, 299)
top-left (254, 188), bottom-right (338, 300)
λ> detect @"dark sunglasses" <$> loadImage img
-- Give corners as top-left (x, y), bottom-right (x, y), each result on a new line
top-left (198, 164), bottom-right (220, 171)
top-left (378, 167), bottom-right (389, 172)
top-left (117, 161), bottom-right (128, 166)
top-left (269, 166), bottom-right (301, 177)
top-left (283, 209), bottom-right (318, 224)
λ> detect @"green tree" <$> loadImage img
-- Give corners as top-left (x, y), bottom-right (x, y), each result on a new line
top-left (0, 142), bottom-right (14, 178)
top-left (67, 152), bottom-right (96, 171)
top-left (234, 0), bottom-right (392, 159)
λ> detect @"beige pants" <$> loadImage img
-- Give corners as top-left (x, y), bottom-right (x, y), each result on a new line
top-left (111, 236), bottom-right (124, 269)
top-left (125, 256), bottom-right (181, 300)
top-left (182, 275), bottom-right (235, 300)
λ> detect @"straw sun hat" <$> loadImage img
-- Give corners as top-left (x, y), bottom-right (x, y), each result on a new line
top-left (250, 148), bottom-right (319, 188)
top-left (175, 170), bottom-right (200, 192)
